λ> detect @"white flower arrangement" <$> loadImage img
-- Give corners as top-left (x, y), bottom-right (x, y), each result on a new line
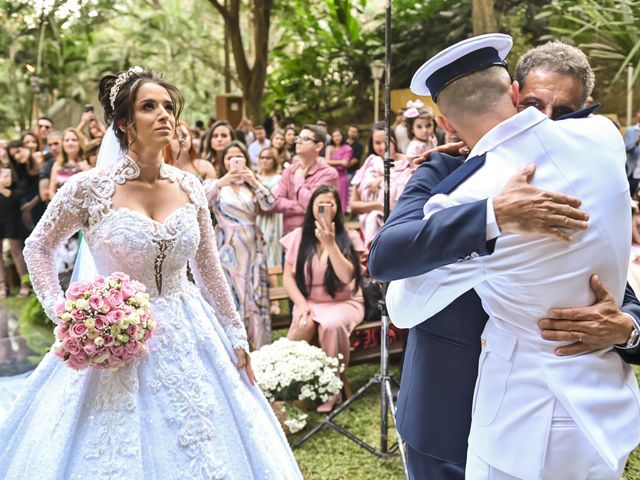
top-left (251, 338), bottom-right (344, 405)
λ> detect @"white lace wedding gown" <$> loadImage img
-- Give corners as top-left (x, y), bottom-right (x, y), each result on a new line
top-left (0, 156), bottom-right (302, 480)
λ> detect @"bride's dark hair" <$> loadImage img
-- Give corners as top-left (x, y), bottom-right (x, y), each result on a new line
top-left (98, 68), bottom-right (184, 151)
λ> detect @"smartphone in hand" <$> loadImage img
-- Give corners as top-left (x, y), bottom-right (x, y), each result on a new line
top-left (317, 203), bottom-right (333, 228)
top-left (229, 156), bottom-right (246, 184)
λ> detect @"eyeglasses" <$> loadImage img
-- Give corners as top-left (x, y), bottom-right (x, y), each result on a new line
top-left (295, 135), bottom-right (317, 143)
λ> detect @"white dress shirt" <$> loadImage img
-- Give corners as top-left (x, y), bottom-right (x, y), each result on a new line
top-left (387, 107), bottom-right (640, 479)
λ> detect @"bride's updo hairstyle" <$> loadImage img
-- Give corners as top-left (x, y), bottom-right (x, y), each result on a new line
top-left (98, 67), bottom-right (184, 151)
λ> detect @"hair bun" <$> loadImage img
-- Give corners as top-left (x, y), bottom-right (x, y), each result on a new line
top-left (98, 74), bottom-right (117, 122)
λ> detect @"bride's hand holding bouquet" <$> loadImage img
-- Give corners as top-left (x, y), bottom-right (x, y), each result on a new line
top-left (52, 272), bottom-right (156, 371)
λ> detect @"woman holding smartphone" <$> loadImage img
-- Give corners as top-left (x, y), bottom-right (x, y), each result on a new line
top-left (205, 141), bottom-right (274, 350)
top-left (280, 185), bottom-right (365, 412)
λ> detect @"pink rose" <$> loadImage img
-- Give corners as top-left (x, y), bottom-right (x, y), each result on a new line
top-left (111, 272), bottom-right (130, 282)
top-left (106, 289), bottom-right (123, 308)
top-left (122, 351), bottom-right (136, 363)
top-left (123, 305), bottom-right (135, 314)
top-left (93, 347), bottom-right (110, 364)
top-left (62, 337), bottom-right (81, 356)
top-left (141, 329), bottom-right (151, 342)
top-left (94, 315), bottom-right (108, 330)
top-left (102, 335), bottom-right (114, 347)
top-left (55, 303), bottom-right (66, 315)
top-left (126, 339), bottom-right (140, 353)
top-left (73, 351), bottom-right (89, 367)
top-left (88, 294), bottom-right (104, 311)
top-left (53, 325), bottom-right (68, 340)
top-left (106, 309), bottom-right (124, 325)
top-left (121, 283), bottom-right (137, 300)
top-left (92, 276), bottom-right (106, 289)
top-left (130, 280), bottom-right (146, 292)
top-left (54, 347), bottom-right (66, 359)
top-left (126, 324), bottom-right (139, 337)
top-left (69, 323), bottom-right (89, 339)
top-left (71, 309), bottom-right (86, 321)
top-left (83, 340), bottom-right (97, 356)
top-left (66, 281), bottom-right (92, 300)
top-left (111, 345), bottom-right (125, 358)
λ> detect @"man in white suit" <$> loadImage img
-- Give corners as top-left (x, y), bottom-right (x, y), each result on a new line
top-left (386, 34), bottom-right (640, 479)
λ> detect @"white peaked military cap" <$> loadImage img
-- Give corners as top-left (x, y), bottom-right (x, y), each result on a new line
top-left (410, 33), bottom-right (513, 100)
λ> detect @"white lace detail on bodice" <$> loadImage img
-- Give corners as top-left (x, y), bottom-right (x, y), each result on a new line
top-left (23, 156), bottom-right (249, 351)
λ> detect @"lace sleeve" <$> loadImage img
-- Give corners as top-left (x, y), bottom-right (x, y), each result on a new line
top-left (186, 176), bottom-right (249, 351)
top-left (23, 174), bottom-right (90, 322)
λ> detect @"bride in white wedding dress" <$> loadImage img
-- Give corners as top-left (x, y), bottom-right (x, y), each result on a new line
top-left (0, 68), bottom-right (302, 480)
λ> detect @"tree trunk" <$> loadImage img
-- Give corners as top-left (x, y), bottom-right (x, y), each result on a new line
top-left (207, 0), bottom-right (272, 123)
top-left (472, 0), bottom-right (497, 35)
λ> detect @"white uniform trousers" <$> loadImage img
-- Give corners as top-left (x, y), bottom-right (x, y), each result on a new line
top-left (465, 400), bottom-right (627, 480)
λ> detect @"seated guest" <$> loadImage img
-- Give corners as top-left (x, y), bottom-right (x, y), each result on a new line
top-left (281, 185), bottom-right (364, 412)
top-left (205, 141), bottom-right (274, 350)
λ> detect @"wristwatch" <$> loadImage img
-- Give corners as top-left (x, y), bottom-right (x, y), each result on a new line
top-left (623, 320), bottom-right (640, 349)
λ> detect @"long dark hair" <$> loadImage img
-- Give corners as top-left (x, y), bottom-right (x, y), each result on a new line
top-left (295, 185), bottom-right (362, 298)
top-left (6, 140), bottom-right (33, 189)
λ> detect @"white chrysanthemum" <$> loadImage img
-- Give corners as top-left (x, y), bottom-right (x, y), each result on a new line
top-left (251, 338), bottom-right (342, 402)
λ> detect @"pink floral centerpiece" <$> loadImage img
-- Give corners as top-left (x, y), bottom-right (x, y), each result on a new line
top-left (52, 272), bottom-right (156, 371)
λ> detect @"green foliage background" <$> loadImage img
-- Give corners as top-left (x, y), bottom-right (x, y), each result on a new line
top-left (0, 0), bottom-right (639, 135)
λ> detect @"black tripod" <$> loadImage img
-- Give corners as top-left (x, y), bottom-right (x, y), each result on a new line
top-left (292, 1), bottom-right (408, 476)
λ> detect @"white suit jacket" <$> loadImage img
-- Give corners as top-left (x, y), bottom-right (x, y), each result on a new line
top-left (387, 107), bottom-right (640, 479)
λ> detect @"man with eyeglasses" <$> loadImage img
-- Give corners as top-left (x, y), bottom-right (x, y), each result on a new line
top-left (35, 117), bottom-right (54, 153)
top-left (271, 125), bottom-right (339, 235)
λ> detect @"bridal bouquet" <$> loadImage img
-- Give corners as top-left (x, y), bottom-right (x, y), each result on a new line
top-left (52, 272), bottom-right (156, 371)
top-left (251, 338), bottom-right (343, 406)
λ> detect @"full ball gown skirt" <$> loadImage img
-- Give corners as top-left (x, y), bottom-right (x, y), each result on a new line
top-left (0, 157), bottom-right (302, 480)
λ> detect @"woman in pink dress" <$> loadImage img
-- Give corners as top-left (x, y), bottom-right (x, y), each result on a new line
top-left (325, 129), bottom-right (353, 213)
top-left (281, 185), bottom-right (364, 412)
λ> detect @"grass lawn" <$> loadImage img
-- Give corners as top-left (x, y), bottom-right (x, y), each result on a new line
top-left (290, 361), bottom-right (405, 480)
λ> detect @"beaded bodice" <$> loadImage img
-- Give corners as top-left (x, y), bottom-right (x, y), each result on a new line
top-left (24, 156), bottom-right (249, 350)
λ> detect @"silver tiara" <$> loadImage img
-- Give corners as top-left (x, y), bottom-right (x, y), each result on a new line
top-left (109, 66), bottom-right (144, 110)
